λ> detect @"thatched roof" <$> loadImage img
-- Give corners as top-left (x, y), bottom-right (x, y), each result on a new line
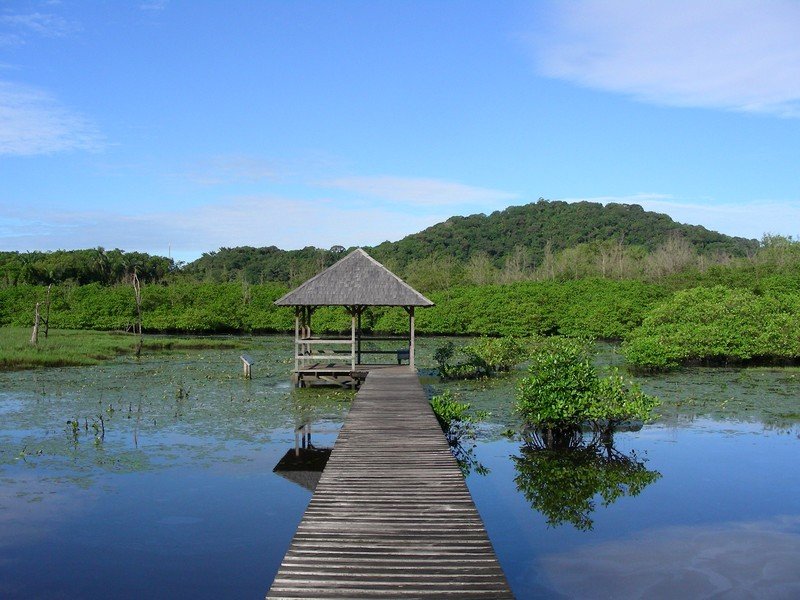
top-left (274, 248), bottom-right (434, 307)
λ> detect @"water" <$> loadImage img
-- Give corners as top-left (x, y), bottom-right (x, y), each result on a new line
top-left (1, 336), bottom-right (798, 598)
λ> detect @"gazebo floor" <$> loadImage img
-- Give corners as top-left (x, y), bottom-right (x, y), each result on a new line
top-left (293, 364), bottom-right (413, 388)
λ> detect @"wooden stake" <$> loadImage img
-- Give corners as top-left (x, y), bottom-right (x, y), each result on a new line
top-left (132, 272), bottom-right (142, 336)
top-left (30, 302), bottom-right (40, 345)
top-left (43, 284), bottom-right (51, 339)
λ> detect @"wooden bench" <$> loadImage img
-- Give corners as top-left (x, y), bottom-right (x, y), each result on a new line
top-left (396, 348), bottom-right (410, 364)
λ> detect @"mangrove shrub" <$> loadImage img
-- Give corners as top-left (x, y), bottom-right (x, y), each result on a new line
top-left (622, 285), bottom-right (800, 371)
top-left (516, 337), bottom-right (658, 438)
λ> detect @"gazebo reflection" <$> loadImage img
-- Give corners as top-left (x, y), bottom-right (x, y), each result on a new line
top-left (273, 423), bottom-right (332, 492)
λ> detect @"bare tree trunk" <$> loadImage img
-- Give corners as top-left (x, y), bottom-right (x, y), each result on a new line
top-left (132, 272), bottom-right (142, 336)
top-left (43, 284), bottom-right (52, 338)
top-left (30, 302), bottom-right (40, 345)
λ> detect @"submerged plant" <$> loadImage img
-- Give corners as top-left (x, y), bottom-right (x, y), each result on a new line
top-left (66, 419), bottom-right (80, 441)
top-left (430, 390), bottom-right (488, 476)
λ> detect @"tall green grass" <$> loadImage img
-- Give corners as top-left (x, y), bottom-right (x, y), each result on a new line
top-left (0, 328), bottom-right (244, 371)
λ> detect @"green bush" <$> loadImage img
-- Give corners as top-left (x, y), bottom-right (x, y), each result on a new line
top-left (516, 337), bottom-right (658, 434)
top-left (433, 337), bottom-right (528, 380)
top-left (622, 285), bottom-right (800, 370)
top-left (462, 336), bottom-right (527, 372)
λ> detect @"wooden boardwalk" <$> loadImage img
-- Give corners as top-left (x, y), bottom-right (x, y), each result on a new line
top-left (268, 367), bottom-right (513, 599)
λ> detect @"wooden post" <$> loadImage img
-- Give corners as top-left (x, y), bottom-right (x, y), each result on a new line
top-left (303, 307), bottom-right (315, 355)
top-left (350, 307), bottom-right (356, 371)
top-left (356, 307), bottom-right (362, 365)
top-left (30, 302), bottom-right (40, 345)
top-left (241, 354), bottom-right (254, 379)
top-left (409, 306), bottom-right (415, 369)
top-left (294, 308), bottom-right (300, 372)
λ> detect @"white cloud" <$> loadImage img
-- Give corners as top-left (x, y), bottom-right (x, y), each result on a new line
top-left (0, 12), bottom-right (78, 39)
top-left (541, 516), bottom-right (800, 598)
top-left (0, 33), bottom-right (23, 47)
top-left (139, 1), bottom-right (168, 11)
top-left (0, 196), bottom-right (446, 260)
top-left (530, 0), bottom-right (800, 117)
top-left (321, 176), bottom-right (519, 207)
top-left (555, 193), bottom-right (800, 240)
top-left (0, 81), bottom-right (103, 155)
top-left (180, 155), bottom-right (290, 186)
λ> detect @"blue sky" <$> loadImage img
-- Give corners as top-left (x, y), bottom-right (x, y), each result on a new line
top-left (1, 0), bottom-right (799, 263)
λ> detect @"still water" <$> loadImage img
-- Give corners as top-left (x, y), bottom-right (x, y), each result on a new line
top-left (1, 337), bottom-right (798, 599)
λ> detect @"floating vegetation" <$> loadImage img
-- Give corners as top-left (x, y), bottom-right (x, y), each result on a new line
top-left (0, 327), bottom-right (248, 371)
top-left (0, 336), bottom-right (355, 481)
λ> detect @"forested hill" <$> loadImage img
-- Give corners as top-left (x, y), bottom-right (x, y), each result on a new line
top-left (368, 200), bottom-right (757, 269)
top-left (1, 200), bottom-right (759, 286)
top-left (185, 199), bottom-right (757, 283)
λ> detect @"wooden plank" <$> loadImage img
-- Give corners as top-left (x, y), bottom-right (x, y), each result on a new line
top-left (267, 367), bottom-right (512, 599)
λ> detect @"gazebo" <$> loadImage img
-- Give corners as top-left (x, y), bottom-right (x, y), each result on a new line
top-left (274, 248), bottom-right (433, 386)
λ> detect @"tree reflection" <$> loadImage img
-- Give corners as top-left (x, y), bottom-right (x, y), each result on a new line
top-left (513, 428), bottom-right (660, 530)
top-left (430, 390), bottom-right (490, 477)
top-left (445, 429), bottom-right (489, 477)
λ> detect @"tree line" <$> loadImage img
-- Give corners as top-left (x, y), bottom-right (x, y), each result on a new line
top-left (0, 248), bottom-right (174, 287)
top-left (2, 200), bottom-right (761, 288)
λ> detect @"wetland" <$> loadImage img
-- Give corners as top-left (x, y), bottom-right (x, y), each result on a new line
top-left (0, 336), bottom-right (798, 599)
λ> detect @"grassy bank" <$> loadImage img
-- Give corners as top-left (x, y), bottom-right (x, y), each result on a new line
top-left (0, 328), bottom-right (245, 371)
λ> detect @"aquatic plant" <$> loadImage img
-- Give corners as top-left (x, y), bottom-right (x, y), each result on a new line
top-left (430, 389), bottom-right (488, 476)
top-left (516, 337), bottom-right (658, 441)
top-left (434, 336), bottom-right (528, 380)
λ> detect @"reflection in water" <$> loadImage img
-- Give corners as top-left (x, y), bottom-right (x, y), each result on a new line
top-left (273, 423), bottom-right (332, 492)
top-left (513, 428), bottom-right (660, 530)
top-left (436, 413), bottom-right (489, 477)
top-left (541, 516), bottom-right (800, 598)
top-left (448, 433), bottom-right (489, 477)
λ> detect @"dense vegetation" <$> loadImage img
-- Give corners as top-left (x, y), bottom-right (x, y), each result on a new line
top-left (370, 199), bottom-right (757, 271)
top-left (623, 285), bottom-right (800, 370)
top-left (0, 279), bottom-right (666, 340)
top-left (516, 337), bottom-right (658, 444)
top-left (0, 248), bottom-right (174, 286)
top-left (2, 201), bottom-right (800, 370)
top-left (1, 200), bottom-right (757, 287)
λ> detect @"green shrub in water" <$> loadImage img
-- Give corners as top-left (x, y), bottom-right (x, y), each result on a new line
top-left (516, 337), bottom-right (658, 437)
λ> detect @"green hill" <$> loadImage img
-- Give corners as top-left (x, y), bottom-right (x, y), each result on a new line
top-left (1, 200), bottom-right (759, 286)
top-left (368, 199), bottom-right (757, 269)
